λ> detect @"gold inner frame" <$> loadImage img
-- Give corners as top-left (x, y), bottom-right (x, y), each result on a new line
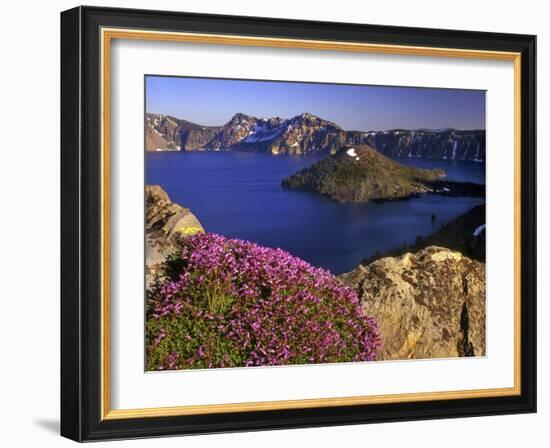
top-left (100, 27), bottom-right (522, 420)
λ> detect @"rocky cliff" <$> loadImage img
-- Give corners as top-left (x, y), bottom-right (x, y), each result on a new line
top-left (145, 112), bottom-right (485, 161)
top-left (146, 185), bottom-right (204, 287)
top-left (340, 246), bottom-right (485, 360)
top-left (364, 129), bottom-right (485, 162)
top-left (179, 126), bottom-right (222, 150)
top-left (145, 114), bottom-right (221, 151)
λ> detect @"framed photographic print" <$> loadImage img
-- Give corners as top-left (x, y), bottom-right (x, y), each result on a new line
top-left (60, 6), bottom-right (537, 442)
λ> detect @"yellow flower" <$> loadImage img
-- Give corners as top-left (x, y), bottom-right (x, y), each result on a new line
top-left (177, 226), bottom-right (203, 236)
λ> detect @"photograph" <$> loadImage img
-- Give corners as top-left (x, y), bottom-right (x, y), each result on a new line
top-left (57, 5), bottom-right (538, 441)
top-left (144, 76), bottom-right (487, 371)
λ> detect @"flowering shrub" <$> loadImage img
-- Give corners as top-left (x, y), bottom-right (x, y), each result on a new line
top-left (146, 233), bottom-right (380, 370)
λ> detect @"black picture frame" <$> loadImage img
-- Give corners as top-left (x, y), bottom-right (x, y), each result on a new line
top-left (61, 5), bottom-right (536, 442)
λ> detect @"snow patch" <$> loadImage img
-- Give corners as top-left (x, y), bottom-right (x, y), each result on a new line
top-left (473, 224), bottom-right (486, 237)
top-left (346, 148), bottom-right (357, 157)
top-left (243, 125), bottom-right (283, 143)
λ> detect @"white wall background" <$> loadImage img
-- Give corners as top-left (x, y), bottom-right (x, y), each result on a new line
top-left (0, 0), bottom-right (546, 446)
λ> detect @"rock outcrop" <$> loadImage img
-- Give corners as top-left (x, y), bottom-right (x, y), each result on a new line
top-left (340, 246), bottom-right (485, 360)
top-left (146, 185), bottom-right (204, 287)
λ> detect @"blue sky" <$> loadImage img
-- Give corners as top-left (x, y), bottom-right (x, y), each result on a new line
top-left (146, 76), bottom-right (485, 131)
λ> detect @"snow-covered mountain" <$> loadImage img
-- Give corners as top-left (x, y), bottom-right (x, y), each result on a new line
top-left (145, 112), bottom-right (486, 161)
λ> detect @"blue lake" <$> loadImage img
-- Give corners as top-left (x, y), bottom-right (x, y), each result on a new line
top-left (395, 157), bottom-right (486, 184)
top-left (146, 151), bottom-right (485, 274)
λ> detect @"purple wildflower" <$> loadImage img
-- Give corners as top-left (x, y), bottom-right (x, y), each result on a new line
top-left (147, 232), bottom-right (380, 370)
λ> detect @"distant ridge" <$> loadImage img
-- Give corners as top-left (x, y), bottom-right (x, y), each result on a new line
top-left (145, 112), bottom-right (486, 162)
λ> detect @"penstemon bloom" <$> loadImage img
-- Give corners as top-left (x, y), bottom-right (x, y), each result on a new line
top-left (146, 233), bottom-right (380, 370)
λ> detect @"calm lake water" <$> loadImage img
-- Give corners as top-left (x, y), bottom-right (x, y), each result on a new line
top-left (146, 151), bottom-right (485, 274)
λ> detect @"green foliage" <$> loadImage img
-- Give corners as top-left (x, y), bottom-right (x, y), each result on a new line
top-left (146, 311), bottom-right (247, 370)
top-left (282, 145), bottom-right (445, 202)
top-left (146, 233), bottom-right (380, 370)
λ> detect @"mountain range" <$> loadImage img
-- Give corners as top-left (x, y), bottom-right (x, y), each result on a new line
top-left (145, 112), bottom-right (485, 162)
